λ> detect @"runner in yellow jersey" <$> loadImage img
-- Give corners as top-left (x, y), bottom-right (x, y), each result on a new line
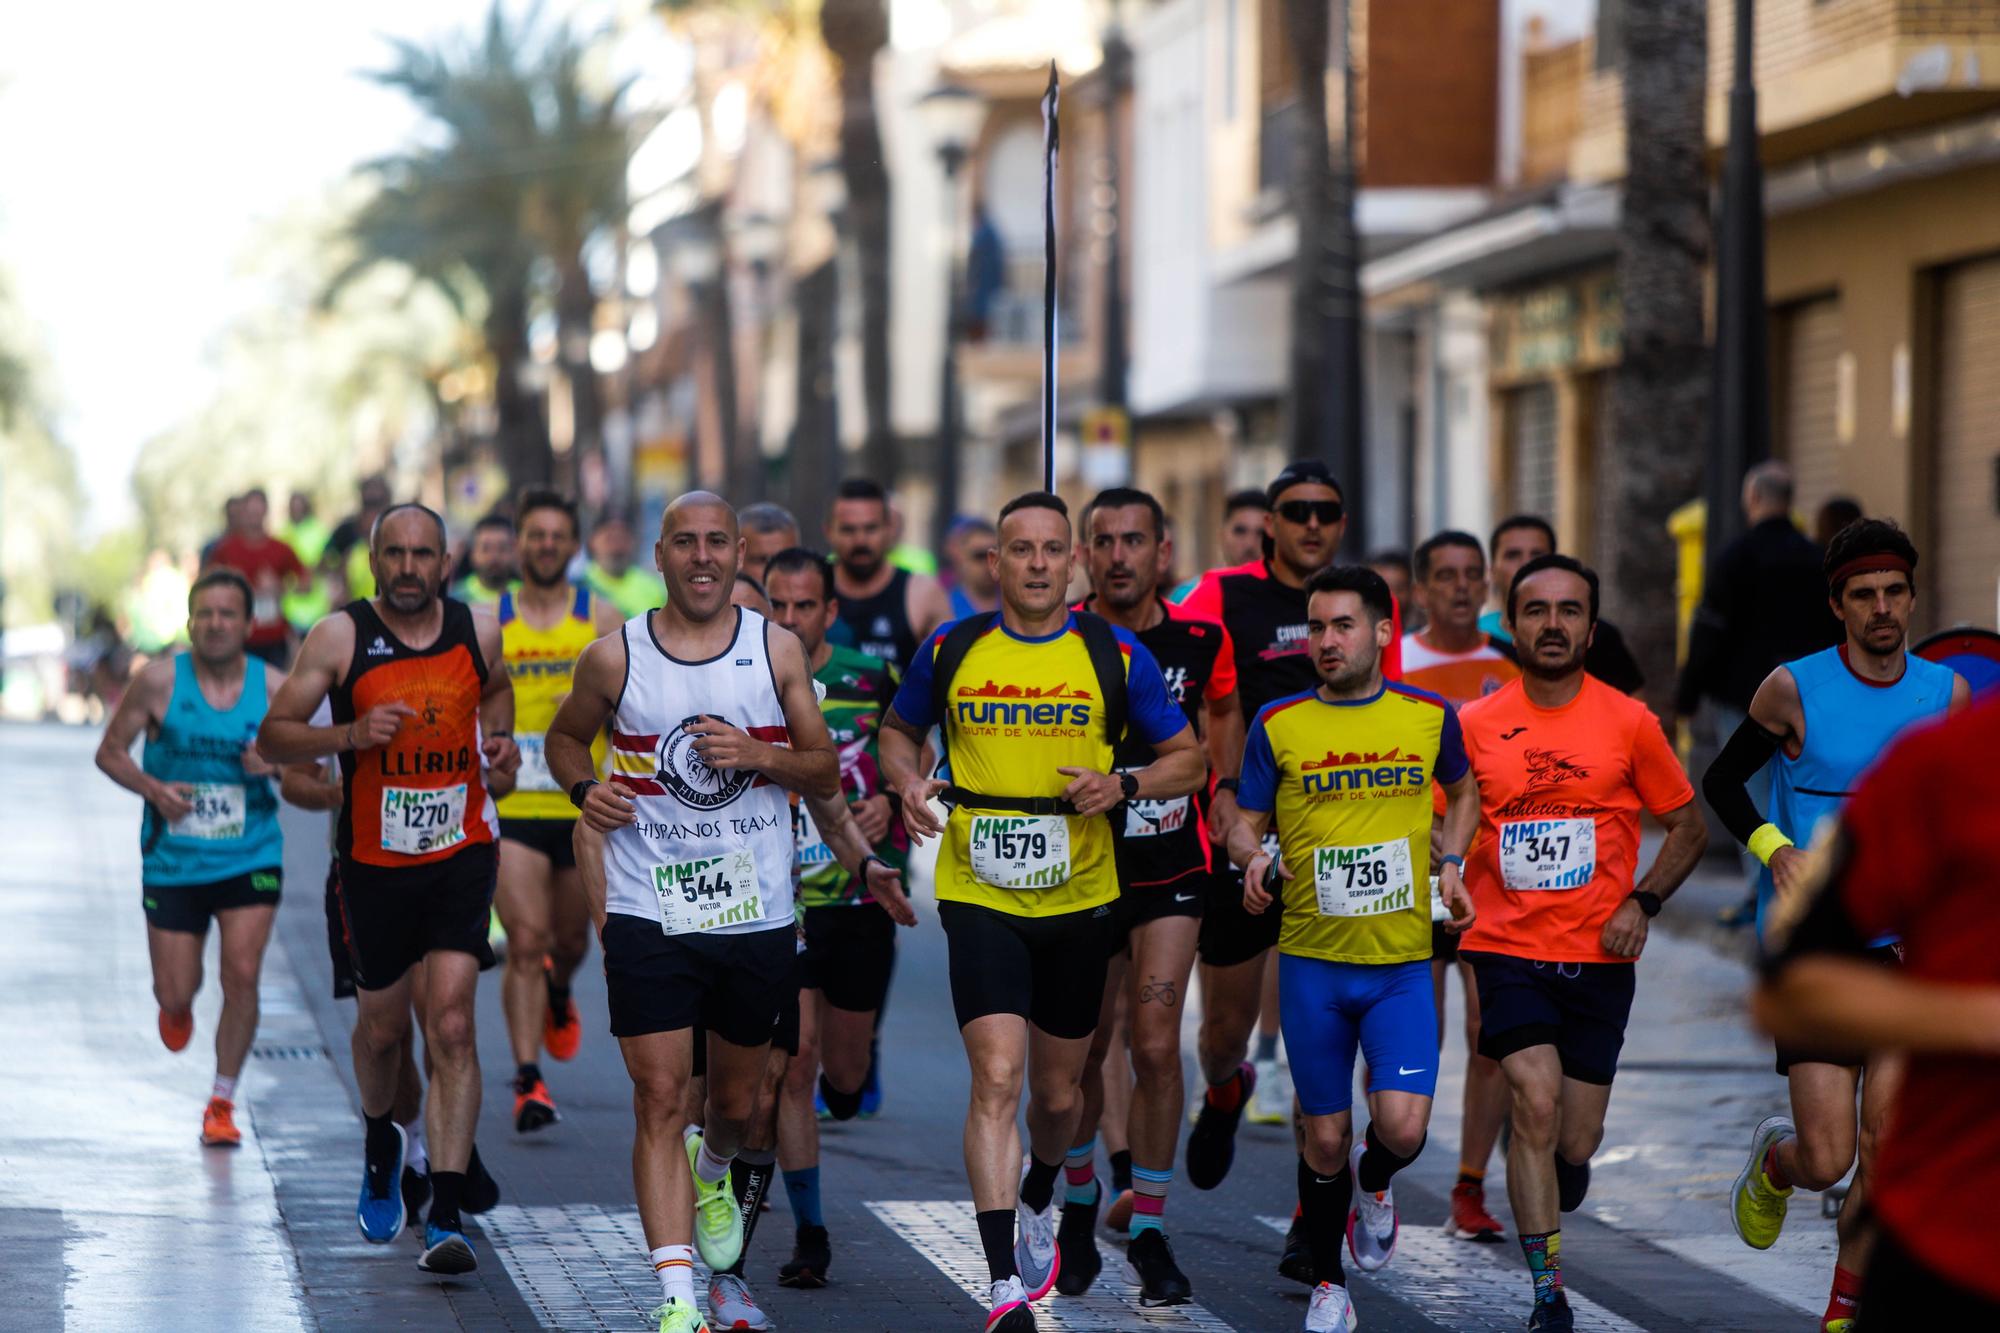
top-left (878, 492), bottom-right (1206, 1333)
top-left (494, 491), bottom-right (622, 1132)
top-left (1226, 565), bottom-right (1479, 1333)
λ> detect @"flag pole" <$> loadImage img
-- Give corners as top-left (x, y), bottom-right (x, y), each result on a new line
top-left (1040, 62), bottom-right (1060, 494)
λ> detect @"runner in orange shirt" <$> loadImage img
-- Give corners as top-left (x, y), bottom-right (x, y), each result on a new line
top-left (1455, 554), bottom-right (1708, 1332)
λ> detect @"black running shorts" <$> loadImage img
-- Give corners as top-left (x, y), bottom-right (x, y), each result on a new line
top-left (1465, 950), bottom-right (1636, 1086)
top-left (1120, 869), bottom-right (1206, 934)
top-left (801, 904), bottom-right (897, 1014)
top-left (143, 867), bottom-right (283, 935)
top-left (323, 860), bottom-right (355, 1000)
top-left (337, 844), bottom-right (498, 991)
top-left (498, 817), bottom-right (578, 870)
top-left (938, 900), bottom-right (1119, 1041)
top-left (1197, 866), bottom-right (1280, 969)
top-left (1431, 920), bottom-right (1462, 963)
top-left (603, 914), bottom-right (796, 1046)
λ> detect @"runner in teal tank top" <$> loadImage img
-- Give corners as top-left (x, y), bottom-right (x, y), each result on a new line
top-left (96, 568), bottom-right (289, 1150)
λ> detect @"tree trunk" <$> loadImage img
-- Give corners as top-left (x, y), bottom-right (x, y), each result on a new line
top-left (1609, 0), bottom-right (1711, 716)
top-left (555, 255), bottom-right (604, 495)
top-left (820, 0), bottom-right (894, 487)
top-left (790, 258), bottom-right (840, 523)
top-left (486, 287), bottom-right (548, 490)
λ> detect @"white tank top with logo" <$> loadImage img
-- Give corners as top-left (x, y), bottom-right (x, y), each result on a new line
top-left (604, 608), bottom-right (796, 937)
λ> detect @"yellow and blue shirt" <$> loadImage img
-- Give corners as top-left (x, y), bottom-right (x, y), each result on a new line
top-left (1239, 683), bottom-right (1468, 964)
top-left (892, 615), bottom-right (1189, 918)
top-left (496, 586), bottom-right (605, 820)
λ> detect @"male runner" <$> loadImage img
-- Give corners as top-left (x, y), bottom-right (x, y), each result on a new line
top-left (738, 503), bottom-right (801, 584)
top-left (878, 492), bottom-right (1204, 1332)
top-left (95, 568), bottom-right (286, 1148)
top-left (1399, 529), bottom-right (1519, 1244)
top-left (1167, 489), bottom-right (1268, 602)
top-left (1056, 487), bottom-right (1242, 1304)
top-left (1229, 565), bottom-right (1478, 1333)
top-left (494, 490), bottom-right (623, 1133)
top-left (946, 517), bottom-right (1000, 618)
top-left (587, 515), bottom-right (664, 619)
top-left (1706, 519), bottom-right (1964, 1333)
top-left (207, 488), bottom-right (309, 666)
top-left (454, 513), bottom-right (518, 605)
top-left (545, 492), bottom-right (851, 1333)
top-left (825, 478), bottom-right (952, 667)
top-left (258, 503), bottom-right (520, 1275)
top-left (1458, 554), bottom-right (1707, 1331)
top-left (1478, 515), bottom-right (1644, 693)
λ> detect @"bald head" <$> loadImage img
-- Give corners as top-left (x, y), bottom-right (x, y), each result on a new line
top-left (657, 491), bottom-right (741, 623)
top-left (663, 491), bottom-right (738, 540)
top-left (1743, 462), bottom-right (1794, 522)
top-left (372, 502), bottom-right (447, 552)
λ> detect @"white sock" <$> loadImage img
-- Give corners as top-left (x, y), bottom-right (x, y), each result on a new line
top-left (211, 1074), bottom-right (237, 1103)
top-left (682, 1122), bottom-right (702, 1146)
top-left (403, 1119), bottom-right (428, 1174)
top-left (652, 1244), bottom-right (696, 1305)
top-left (695, 1141), bottom-right (734, 1186)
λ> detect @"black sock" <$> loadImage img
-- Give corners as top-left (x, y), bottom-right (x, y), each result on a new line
top-left (1458, 1168), bottom-right (1484, 1189)
top-left (1298, 1155), bottom-right (1351, 1287)
top-left (364, 1111), bottom-right (401, 1183)
top-left (1020, 1156), bottom-right (1061, 1214)
top-left (515, 1061), bottom-right (542, 1092)
top-left (1555, 1155), bottom-right (1591, 1212)
top-left (546, 976), bottom-right (570, 1006)
top-left (1254, 1031), bottom-right (1280, 1063)
top-left (723, 1151), bottom-right (777, 1275)
top-left (976, 1209), bottom-right (1017, 1283)
top-left (1109, 1149), bottom-right (1134, 1194)
top-left (429, 1170), bottom-right (465, 1233)
top-left (819, 1072), bottom-right (864, 1122)
top-left (1357, 1122), bottom-right (1426, 1194)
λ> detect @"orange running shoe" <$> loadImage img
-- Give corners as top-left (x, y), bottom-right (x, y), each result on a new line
top-left (514, 1077), bottom-right (559, 1133)
top-left (543, 959), bottom-right (581, 1062)
top-left (201, 1097), bottom-right (242, 1148)
top-left (159, 1009), bottom-right (194, 1052)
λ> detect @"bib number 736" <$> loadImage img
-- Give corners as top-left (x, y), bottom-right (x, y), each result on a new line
top-left (1312, 839), bottom-right (1416, 917)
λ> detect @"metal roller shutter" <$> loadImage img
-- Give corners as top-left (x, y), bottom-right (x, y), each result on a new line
top-left (1932, 256), bottom-right (2000, 631)
top-left (1506, 381), bottom-right (1558, 524)
top-left (1774, 296), bottom-right (1843, 521)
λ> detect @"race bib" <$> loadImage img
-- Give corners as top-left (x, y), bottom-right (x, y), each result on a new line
top-left (794, 805), bottom-right (835, 869)
top-left (969, 814), bottom-right (1071, 890)
top-left (380, 784), bottom-right (468, 855)
top-left (652, 848), bottom-right (763, 935)
top-left (1311, 839), bottom-right (1416, 917)
top-left (514, 733), bottom-right (559, 793)
top-left (1499, 817), bottom-right (1597, 891)
top-left (1122, 795), bottom-right (1190, 839)
top-left (170, 782), bottom-right (246, 840)
top-left (252, 591), bottom-right (280, 625)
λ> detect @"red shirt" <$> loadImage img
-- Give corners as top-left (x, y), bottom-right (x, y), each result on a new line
top-left (209, 533), bottom-right (306, 647)
top-left (1812, 697), bottom-right (2000, 1299)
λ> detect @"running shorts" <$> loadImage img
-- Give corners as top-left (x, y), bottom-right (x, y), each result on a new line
top-left (323, 860), bottom-right (355, 1000)
top-left (1774, 943), bottom-right (1901, 1075)
top-left (938, 900), bottom-right (1119, 1041)
top-left (143, 867), bottom-right (283, 935)
top-left (603, 914), bottom-right (796, 1046)
top-left (1465, 951), bottom-right (1637, 1086)
top-left (498, 817), bottom-right (579, 871)
top-left (1279, 954), bottom-right (1438, 1115)
top-left (1431, 920), bottom-right (1462, 963)
top-left (1197, 866), bottom-right (1280, 969)
top-left (802, 904), bottom-right (897, 1014)
top-left (337, 844), bottom-right (498, 991)
top-left (1120, 871), bottom-right (1206, 932)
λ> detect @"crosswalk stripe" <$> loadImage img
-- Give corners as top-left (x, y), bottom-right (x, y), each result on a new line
top-left (868, 1200), bottom-right (1239, 1331)
top-left (1256, 1215), bottom-right (1644, 1332)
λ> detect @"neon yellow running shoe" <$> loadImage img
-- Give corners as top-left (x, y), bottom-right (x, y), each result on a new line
top-left (684, 1132), bottom-right (744, 1272)
top-left (1823, 1321), bottom-right (1854, 1333)
top-left (1730, 1114), bottom-right (1796, 1250)
top-left (650, 1296), bottom-right (712, 1333)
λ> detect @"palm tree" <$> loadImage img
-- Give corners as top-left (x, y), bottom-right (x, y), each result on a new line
top-left (819, 0), bottom-right (894, 484)
top-left (1605, 0), bottom-right (1710, 713)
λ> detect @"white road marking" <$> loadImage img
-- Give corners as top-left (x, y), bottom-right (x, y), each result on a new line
top-left (868, 1199), bottom-right (1238, 1331)
top-left (480, 1202), bottom-right (730, 1332)
top-left (1257, 1215), bottom-right (1644, 1332)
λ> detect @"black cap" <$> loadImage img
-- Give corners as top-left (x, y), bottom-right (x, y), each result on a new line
top-left (1266, 459), bottom-right (1344, 507)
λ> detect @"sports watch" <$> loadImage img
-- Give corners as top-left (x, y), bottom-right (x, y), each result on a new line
top-left (569, 778), bottom-right (601, 809)
top-left (1628, 890), bottom-right (1663, 918)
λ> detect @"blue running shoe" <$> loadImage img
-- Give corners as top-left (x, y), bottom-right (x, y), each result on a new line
top-left (813, 1085), bottom-right (831, 1121)
top-left (417, 1222), bottom-right (477, 1275)
top-left (356, 1122), bottom-right (407, 1243)
top-left (858, 1041), bottom-right (882, 1119)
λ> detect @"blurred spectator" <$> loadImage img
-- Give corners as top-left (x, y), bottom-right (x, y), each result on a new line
top-left (584, 516), bottom-right (659, 618)
top-left (1367, 549), bottom-right (1420, 634)
top-left (330, 475), bottom-right (392, 602)
top-left (1814, 495), bottom-right (1864, 548)
top-left (199, 496), bottom-right (243, 567)
top-left (128, 551), bottom-right (192, 656)
top-left (945, 516), bottom-right (999, 618)
top-left (964, 202), bottom-right (1005, 343)
top-left (280, 492), bottom-right (332, 631)
top-left (207, 488), bottom-right (306, 665)
top-left (452, 513), bottom-right (517, 604)
top-left (740, 502), bottom-right (801, 584)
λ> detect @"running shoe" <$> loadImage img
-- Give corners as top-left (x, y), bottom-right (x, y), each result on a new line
top-left (985, 1276), bottom-right (1035, 1331)
top-left (487, 906), bottom-right (508, 960)
top-left (416, 1221), bottom-right (477, 1274)
top-left (813, 1085), bottom-right (831, 1121)
top-left (1249, 1056), bottom-right (1292, 1125)
top-left (1277, 1213), bottom-right (1314, 1285)
top-left (1555, 1155), bottom-right (1591, 1212)
top-left (1731, 1114), bottom-right (1796, 1250)
top-left (1346, 1141), bottom-right (1399, 1272)
top-left (1014, 1185), bottom-right (1060, 1301)
top-left (1103, 1188), bottom-right (1134, 1234)
top-left (1053, 1182), bottom-right (1102, 1296)
top-left (1185, 1062), bottom-right (1255, 1190)
top-left (1124, 1228), bottom-right (1192, 1307)
top-left (686, 1132), bottom-right (745, 1273)
top-left (402, 1165), bottom-right (432, 1232)
top-left (158, 1008), bottom-right (194, 1053)
top-left (1527, 1293), bottom-right (1575, 1330)
top-left (778, 1223), bottom-right (831, 1287)
top-left (356, 1121), bottom-right (407, 1243)
top-left (200, 1097), bottom-right (242, 1148)
top-left (859, 1041), bottom-right (882, 1118)
top-left (514, 1076), bottom-right (559, 1133)
top-left (465, 1146), bottom-right (501, 1213)
top-left (651, 1297), bottom-right (714, 1333)
top-left (1304, 1281), bottom-right (1359, 1332)
top-left (1447, 1180), bottom-right (1505, 1242)
top-left (542, 959), bottom-right (581, 1062)
top-left (707, 1272), bottom-right (770, 1331)
top-left (1824, 1321), bottom-right (1855, 1333)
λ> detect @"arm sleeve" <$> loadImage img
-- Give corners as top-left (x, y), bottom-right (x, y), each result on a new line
top-left (1700, 715), bottom-right (1785, 846)
top-left (1633, 708), bottom-right (1695, 815)
top-left (1238, 716), bottom-right (1278, 813)
top-left (1432, 703), bottom-right (1469, 784)
top-left (1125, 641), bottom-right (1192, 747)
top-left (888, 634), bottom-right (940, 731)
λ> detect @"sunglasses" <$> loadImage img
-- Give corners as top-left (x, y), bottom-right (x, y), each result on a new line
top-left (1276, 499), bottom-right (1344, 526)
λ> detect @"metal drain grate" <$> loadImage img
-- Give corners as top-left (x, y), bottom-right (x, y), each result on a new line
top-left (251, 1044), bottom-right (329, 1061)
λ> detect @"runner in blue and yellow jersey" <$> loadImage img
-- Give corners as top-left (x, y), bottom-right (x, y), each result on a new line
top-left (1226, 565), bottom-right (1479, 1333)
top-left (878, 492), bottom-right (1207, 1333)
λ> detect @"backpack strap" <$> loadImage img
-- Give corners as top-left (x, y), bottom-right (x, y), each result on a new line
top-left (1071, 611), bottom-right (1129, 754)
top-left (927, 612), bottom-right (1000, 743)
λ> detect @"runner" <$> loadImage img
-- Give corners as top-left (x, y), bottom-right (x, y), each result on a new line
top-left (1705, 519), bottom-right (1965, 1333)
top-left (877, 491), bottom-right (1205, 1332)
top-left (738, 502), bottom-right (801, 584)
top-left (586, 515), bottom-right (664, 620)
top-left (258, 503), bottom-right (520, 1276)
top-left (453, 513), bottom-right (518, 606)
top-left (1399, 529), bottom-right (1520, 1245)
top-left (946, 517), bottom-right (1000, 618)
top-left (493, 490), bottom-right (623, 1134)
top-left (94, 568), bottom-right (286, 1148)
top-left (1457, 553), bottom-right (1707, 1332)
top-left (206, 487), bottom-right (309, 666)
top-left (1056, 487), bottom-right (1241, 1305)
top-left (544, 492), bottom-right (865, 1333)
top-left (825, 478), bottom-right (952, 667)
top-left (1477, 515), bottom-right (1645, 694)
top-left (1167, 489), bottom-right (1268, 602)
top-left (1755, 695), bottom-right (2000, 1327)
top-left (1226, 564), bottom-right (1478, 1333)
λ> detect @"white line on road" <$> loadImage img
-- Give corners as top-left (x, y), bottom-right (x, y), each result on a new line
top-left (868, 1200), bottom-right (1239, 1331)
top-left (1256, 1215), bottom-right (1644, 1332)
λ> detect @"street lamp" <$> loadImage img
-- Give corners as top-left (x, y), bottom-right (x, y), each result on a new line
top-left (915, 79), bottom-right (986, 551)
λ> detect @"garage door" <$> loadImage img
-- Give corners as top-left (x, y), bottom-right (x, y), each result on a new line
top-left (1774, 296), bottom-right (1843, 521)
top-left (1506, 381), bottom-right (1558, 524)
top-left (1932, 256), bottom-right (2000, 631)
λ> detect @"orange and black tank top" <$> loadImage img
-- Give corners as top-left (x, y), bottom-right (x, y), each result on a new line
top-left (331, 598), bottom-right (497, 868)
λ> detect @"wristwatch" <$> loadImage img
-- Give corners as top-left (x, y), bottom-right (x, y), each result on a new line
top-left (1438, 853), bottom-right (1465, 870)
top-left (1629, 890), bottom-right (1663, 918)
top-left (859, 854), bottom-right (888, 883)
top-left (1214, 777), bottom-right (1241, 796)
top-left (568, 778), bottom-right (601, 809)
top-left (1118, 772), bottom-right (1140, 801)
